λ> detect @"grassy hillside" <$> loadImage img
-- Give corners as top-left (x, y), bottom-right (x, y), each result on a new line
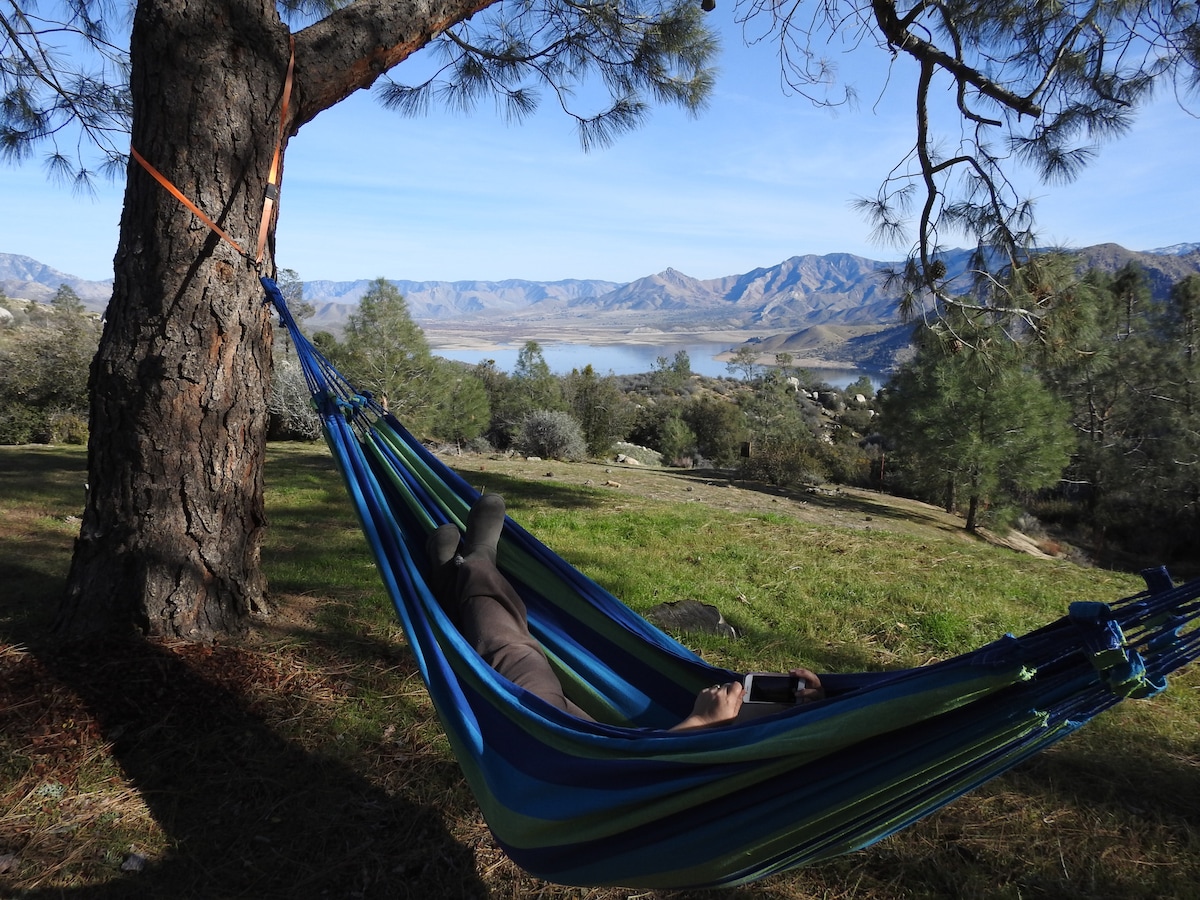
top-left (1, 443), bottom-right (1197, 899)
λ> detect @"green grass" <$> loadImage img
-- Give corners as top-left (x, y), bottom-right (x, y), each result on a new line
top-left (1, 442), bottom-right (1197, 899)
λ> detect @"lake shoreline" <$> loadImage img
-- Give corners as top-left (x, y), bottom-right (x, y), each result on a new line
top-left (422, 324), bottom-right (865, 374)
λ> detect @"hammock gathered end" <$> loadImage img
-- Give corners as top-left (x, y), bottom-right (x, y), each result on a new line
top-left (262, 276), bottom-right (1199, 889)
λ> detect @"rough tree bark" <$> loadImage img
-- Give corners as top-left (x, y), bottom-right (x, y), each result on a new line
top-left (57, 0), bottom-right (494, 640)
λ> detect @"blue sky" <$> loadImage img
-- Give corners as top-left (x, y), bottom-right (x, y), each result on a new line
top-left (2, 15), bottom-right (1196, 284)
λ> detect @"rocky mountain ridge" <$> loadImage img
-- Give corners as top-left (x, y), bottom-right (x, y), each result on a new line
top-left (4, 244), bottom-right (1198, 374)
top-left (7, 243), bottom-right (1197, 325)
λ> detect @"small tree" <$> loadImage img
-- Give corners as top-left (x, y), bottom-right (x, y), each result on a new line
top-left (652, 349), bottom-right (693, 394)
top-left (881, 320), bottom-right (1073, 532)
top-left (512, 341), bottom-right (563, 413)
top-left (726, 345), bottom-right (761, 382)
top-left (684, 395), bottom-right (747, 466)
top-left (472, 359), bottom-right (524, 449)
top-left (434, 371), bottom-right (491, 448)
top-left (564, 364), bottom-right (629, 457)
top-left (657, 413), bottom-right (698, 466)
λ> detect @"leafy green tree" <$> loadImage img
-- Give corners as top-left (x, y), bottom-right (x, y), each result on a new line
top-left (1141, 275), bottom-right (1200, 549)
top-left (683, 395), bottom-right (746, 466)
top-left (726, 345), bottom-right (761, 381)
top-left (1035, 262), bottom-right (1156, 535)
top-left (563, 364), bottom-right (629, 457)
top-left (658, 413), bottom-right (697, 465)
top-left (652, 349), bottom-right (693, 393)
top-left (470, 359), bottom-right (525, 449)
top-left (341, 278), bottom-right (443, 436)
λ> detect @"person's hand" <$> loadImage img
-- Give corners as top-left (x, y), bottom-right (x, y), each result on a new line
top-left (790, 667), bottom-right (825, 703)
top-left (670, 681), bottom-right (746, 731)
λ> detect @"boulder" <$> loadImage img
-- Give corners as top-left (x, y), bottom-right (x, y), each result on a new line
top-left (645, 599), bottom-right (737, 639)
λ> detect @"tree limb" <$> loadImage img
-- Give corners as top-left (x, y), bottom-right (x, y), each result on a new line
top-left (291, 0), bottom-right (502, 129)
top-left (869, 0), bottom-right (1043, 118)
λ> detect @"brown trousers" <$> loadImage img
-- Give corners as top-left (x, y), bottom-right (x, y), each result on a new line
top-left (451, 556), bottom-right (593, 721)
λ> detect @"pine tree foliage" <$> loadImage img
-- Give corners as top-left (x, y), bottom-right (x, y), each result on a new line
top-left (739, 0), bottom-right (1199, 311)
top-left (880, 312), bottom-right (1074, 531)
top-left (380, 0), bottom-right (717, 151)
top-left (341, 277), bottom-right (444, 435)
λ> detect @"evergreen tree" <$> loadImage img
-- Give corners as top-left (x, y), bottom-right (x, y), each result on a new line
top-left (341, 278), bottom-right (443, 436)
top-left (434, 371), bottom-right (491, 448)
top-left (1037, 262), bottom-right (1158, 539)
top-left (726, 346), bottom-right (761, 382)
top-left (684, 395), bottom-right (747, 467)
top-left (881, 319), bottom-right (1073, 532)
top-left (1144, 275), bottom-right (1200, 551)
top-left (470, 359), bottom-right (524, 449)
top-left (512, 341), bottom-right (563, 413)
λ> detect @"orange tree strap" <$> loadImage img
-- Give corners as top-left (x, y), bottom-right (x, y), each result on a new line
top-left (130, 36), bottom-right (296, 266)
top-left (255, 36), bottom-right (296, 264)
top-left (130, 146), bottom-right (249, 258)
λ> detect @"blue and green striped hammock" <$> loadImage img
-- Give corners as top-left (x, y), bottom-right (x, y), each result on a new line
top-left (263, 276), bottom-right (1199, 889)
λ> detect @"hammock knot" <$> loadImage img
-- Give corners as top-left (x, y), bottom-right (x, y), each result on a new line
top-left (1068, 601), bottom-right (1167, 699)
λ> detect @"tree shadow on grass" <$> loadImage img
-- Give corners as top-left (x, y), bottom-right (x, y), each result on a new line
top-left (3, 637), bottom-right (487, 900)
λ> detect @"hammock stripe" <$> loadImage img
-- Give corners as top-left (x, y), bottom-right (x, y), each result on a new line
top-left (263, 277), bottom-right (1200, 889)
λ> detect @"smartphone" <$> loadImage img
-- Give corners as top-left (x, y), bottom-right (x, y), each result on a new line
top-left (742, 672), bottom-right (799, 704)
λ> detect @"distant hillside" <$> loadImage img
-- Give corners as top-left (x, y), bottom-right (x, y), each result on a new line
top-left (0, 254), bottom-right (112, 311)
top-left (303, 276), bottom-right (623, 331)
top-left (5, 243), bottom-right (1198, 367)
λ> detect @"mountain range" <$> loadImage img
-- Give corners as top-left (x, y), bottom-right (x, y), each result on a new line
top-left (4, 242), bottom-right (1199, 371)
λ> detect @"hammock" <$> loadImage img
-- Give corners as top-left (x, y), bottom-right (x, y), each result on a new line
top-left (262, 276), bottom-right (1200, 889)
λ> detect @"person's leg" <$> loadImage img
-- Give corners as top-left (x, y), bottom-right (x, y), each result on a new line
top-left (428, 496), bottom-right (593, 720)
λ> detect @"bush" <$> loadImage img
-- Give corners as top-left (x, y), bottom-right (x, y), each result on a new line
top-left (47, 411), bottom-right (89, 445)
top-left (268, 359), bottom-right (322, 441)
top-left (516, 409), bottom-right (587, 461)
top-left (740, 438), bottom-right (829, 488)
top-left (0, 404), bottom-right (44, 444)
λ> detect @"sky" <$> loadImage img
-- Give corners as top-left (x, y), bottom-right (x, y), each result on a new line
top-left (2, 13), bottom-right (1197, 285)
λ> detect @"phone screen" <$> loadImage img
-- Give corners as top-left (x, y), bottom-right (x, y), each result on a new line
top-left (745, 673), bottom-right (798, 704)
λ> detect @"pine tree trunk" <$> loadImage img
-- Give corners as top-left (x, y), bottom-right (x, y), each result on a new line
top-left (965, 495), bottom-right (980, 533)
top-left (57, 0), bottom-right (289, 640)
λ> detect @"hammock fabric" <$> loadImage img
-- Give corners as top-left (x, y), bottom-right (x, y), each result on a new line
top-left (263, 276), bottom-right (1199, 889)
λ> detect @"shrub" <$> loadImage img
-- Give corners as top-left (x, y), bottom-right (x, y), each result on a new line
top-left (516, 409), bottom-right (587, 461)
top-left (47, 411), bottom-right (89, 445)
top-left (269, 358), bottom-right (322, 441)
top-left (740, 438), bottom-right (829, 488)
top-left (0, 404), bottom-right (43, 444)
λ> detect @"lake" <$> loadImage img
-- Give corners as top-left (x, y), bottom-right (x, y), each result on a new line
top-left (434, 340), bottom-right (886, 389)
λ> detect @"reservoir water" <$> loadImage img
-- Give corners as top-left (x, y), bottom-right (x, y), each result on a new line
top-left (434, 341), bottom-right (885, 389)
